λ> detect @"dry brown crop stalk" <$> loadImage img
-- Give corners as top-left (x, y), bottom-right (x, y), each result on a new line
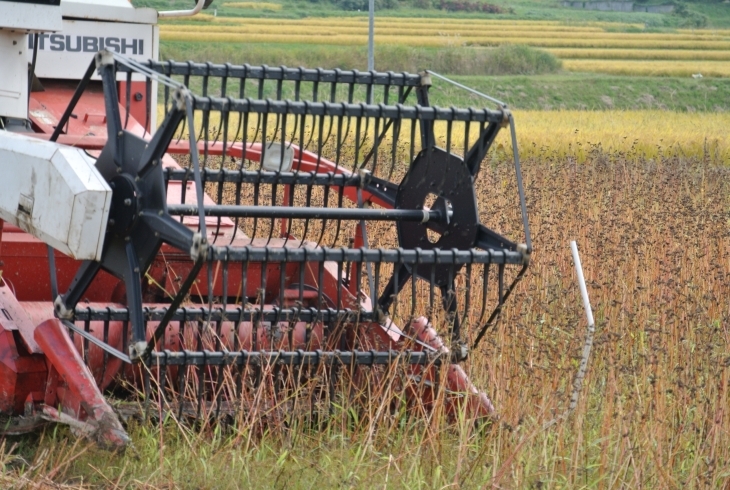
top-left (144, 126), bottom-right (730, 485)
top-left (468, 148), bottom-right (730, 484)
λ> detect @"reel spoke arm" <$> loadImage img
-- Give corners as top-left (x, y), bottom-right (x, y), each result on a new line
top-left (123, 241), bottom-right (147, 359)
top-left (140, 213), bottom-right (195, 256)
top-left (464, 121), bottom-right (501, 177)
top-left (137, 102), bottom-right (186, 177)
top-left (144, 254), bottom-right (207, 357)
top-left (377, 263), bottom-right (412, 313)
top-left (472, 262), bottom-right (529, 350)
top-left (55, 260), bottom-right (102, 318)
top-left (96, 53), bottom-right (124, 166)
top-left (476, 224), bottom-right (518, 253)
top-left (441, 283), bottom-right (461, 342)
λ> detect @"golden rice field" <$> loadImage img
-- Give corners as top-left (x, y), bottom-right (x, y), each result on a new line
top-left (221, 2), bottom-right (282, 9)
top-left (505, 110), bottom-right (728, 161)
top-left (164, 104), bottom-right (729, 163)
top-left (160, 16), bottom-right (730, 77)
top-left (563, 59), bottom-right (730, 77)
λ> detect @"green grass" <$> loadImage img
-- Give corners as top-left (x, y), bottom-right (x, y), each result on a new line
top-left (161, 41), bottom-right (730, 111)
top-left (161, 42), bottom-right (562, 76)
top-left (441, 73), bottom-right (730, 111)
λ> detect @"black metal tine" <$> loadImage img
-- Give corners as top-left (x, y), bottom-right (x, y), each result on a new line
top-left (299, 162), bottom-right (314, 245)
top-left (358, 114), bottom-right (371, 170)
top-left (347, 81), bottom-right (354, 103)
top-left (233, 308), bottom-right (244, 402)
top-left (410, 259), bottom-right (417, 318)
top-left (143, 364), bottom-right (151, 421)
top-left (317, 260), bottom-right (325, 318)
top-left (199, 63), bottom-right (211, 145)
top-left (241, 256), bottom-right (249, 310)
top-left (294, 70), bottom-right (301, 101)
top-left (123, 70), bottom-right (132, 130)
top-left (276, 248), bottom-right (287, 330)
top-left (296, 111), bottom-right (305, 173)
top-left (315, 114), bottom-right (325, 173)
top-left (231, 78), bottom-right (245, 145)
top-left (392, 251), bottom-right (401, 321)
top-left (320, 113), bottom-right (335, 151)
top-left (388, 113), bottom-right (401, 183)
top-left (298, 250), bottom-right (306, 306)
top-left (213, 355), bottom-right (225, 420)
top-left (408, 118), bottom-right (416, 167)
top-left (213, 107), bottom-right (230, 244)
top-left (176, 345), bottom-right (186, 421)
top-left (122, 319), bottom-right (129, 360)
top-left (102, 309), bottom-right (110, 387)
top-left (334, 115), bottom-right (344, 170)
top-left (498, 264), bottom-right (505, 308)
top-left (336, 254), bottom-right (343, 312)
top-left (429, 261), bottom-right (436, 322)
top-left (158, 351), bottom-right (168, 409)
top-left (163, 60), bottom-right (172, 115)
top-left (354, 254), bottom-right (363, 312)
top-left (286, 106), bottom-right (299, 151)
top-left (312, 71), bottom-right (319, 102)
top-left (283, 183), bottom-right (296, 247)
top-left (250, 110), bottom-right (268, 240)
top-left (268, 111), bottom-right (286, 246)
top-left (464, 119), bottom-right (471, 157)
top-left (260, 248), bottom-right (269, 313)
top-left (330, 190), bottom-right (345, 249)
top-left (330, 78), bottom-right (337, 103)
top-left (370, 115), bottom-right (381, 174)
top-left (303, 107), bottom-right (317, 151)
top-left (461, 260), bottom-right (473, 333)
top-left (144, 77), bottom-right (152, 137)
top-left (196, 347), bottom-right (205, 420)
top-left (479, 261), bottom-right (490, 325)
top-left (241, 64), bottom-right (250, 99)
top-left (276, 68), bottom-right (283, 100)
top-left (83, 311), bottom-right (91, 365)
top-left (446, 117), bottom-right (453, 156)
top-left (315, 179), bottom-right (331, 247)
top-left (353, 116), bottom-right (362, 171)
top-left (258, 67), bottom-right (266, 100)
top-left (444, 259), bottom-right (459, 341)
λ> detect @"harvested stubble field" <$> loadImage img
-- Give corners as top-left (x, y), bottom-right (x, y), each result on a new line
top-left (3, 140), bottom-right (730, 487)
top-left (159, 16), bottom-right (730, 76)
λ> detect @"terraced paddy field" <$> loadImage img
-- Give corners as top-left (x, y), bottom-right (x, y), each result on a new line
top-left (161, 16), bottom-right (730, 77)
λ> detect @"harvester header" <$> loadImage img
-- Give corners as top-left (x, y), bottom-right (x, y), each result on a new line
top-left (0, 0), bottom-right (529, 448)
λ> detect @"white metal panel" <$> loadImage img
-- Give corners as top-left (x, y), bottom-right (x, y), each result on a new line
top-left (30, 19), bottom-right (155, 81)
top-left (61, 0), bottom-right (157, 24)
top-left (0, 131), bottom-right (111, 261)
top-left (0, 32), bottom-right (29, 119)
top-left (0, 2), bottom-right (62, 32)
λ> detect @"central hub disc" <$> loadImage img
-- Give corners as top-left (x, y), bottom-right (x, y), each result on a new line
top-left (108, 174), bottom-right (139, 235)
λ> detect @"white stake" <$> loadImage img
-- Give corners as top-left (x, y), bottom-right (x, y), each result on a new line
top-left (543, 241), bottom-right (596, 429)
top-left (568, 240), bottom-right (595, 412)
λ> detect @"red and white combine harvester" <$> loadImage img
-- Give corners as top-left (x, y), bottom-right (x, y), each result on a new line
top-left (0, 0), bottom-right (530, 448)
